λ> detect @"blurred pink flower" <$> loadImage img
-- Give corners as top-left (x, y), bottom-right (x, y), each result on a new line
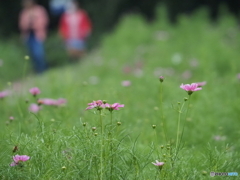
top-left (180, 83), bottom-right (202, 95)
top-left (0, 91), bottom-right (9, 99)
top-left (213, 135), bottom-right (226, 141)
top-left (29, 104), bottom-right (41, 113)
top-left (189, 58), bottom-right (199, 67)
top-left (135, 61), bottom-right (143, 69)
top-left (10, 155), bottom-right (30, 166)
top-left (9, 116), bottom-right (14, 120)
top-left (122, 66), bottom-right (132, 74)
top-left (38, 98), bottom-right (55, 105)
top-left (29, 87), bottom-right (41, 96)
top-left (152, 160), bottom-right (164, 166)
top-left (56, 98), bottom-right (67, 106)
top-left (182, 70), bottom-right (192, 79)
top-left (86, 100), bottom-right (105, 110)
top-left (237, 73), bottom-right (240, 80)
top-left (38, 98), bottom-right (66, 106)
top-left (196, 81), bottom-right (207, 87)
top-left (105, 103), bottom-right (124, 111)
top-left (121, 80), bottom-right (131, 87)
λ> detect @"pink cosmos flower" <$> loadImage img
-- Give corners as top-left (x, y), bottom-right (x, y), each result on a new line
top-left (38, 98), bottom-right (67, 106)
top-left (29, 87), bottom-right (41, 96)
top-left (29, 103), bottom-right (41, 113)
top-left (38, 98), bottom-right (55, 105)
top-left (180, 83), bottom-right (202, 95)
top-left (105, 103), bottom-right (124, 111)
top-left (196, 81), bottom-right (207, 87)
top-left (152, 160), bottom-right (164, 166)
top-left (0, 91), bottom-right (9, 99)
top-left (121, 80), bottom-right (131, 87)
top-left (10, 155), bottom-right (30, 166)
top-left (86, 100), bottom-right (105, 110)
top-left (9, 116), bottom-right (14, 120)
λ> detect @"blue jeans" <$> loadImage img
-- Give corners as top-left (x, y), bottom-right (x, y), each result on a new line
top-left (26, 31), bottom-right (47, 73)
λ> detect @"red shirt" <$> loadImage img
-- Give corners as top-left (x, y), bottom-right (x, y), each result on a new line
top-left (59, 10), bottom-right (92, 40)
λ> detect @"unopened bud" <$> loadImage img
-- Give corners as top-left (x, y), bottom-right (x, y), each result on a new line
top-left (92, 127), bottom-right (96, 131)
top-left (160, 145), bottom-right (164, 149)
top-left (62, 166), bottom-right (66, 170)
top-left (83, 122), bottom-right (86, 127)
top-left (152, 125), bottom-right (156, 129)
top-left (94, 133), bottom-right (98, 136)
top-left (159, 76), bottom-right (164, 82)
top-left (102, 100), bottom-right (107, 104)
top-left (117, 122), bottom-right (121, 126)
top-left (184, 97), bottom-right (188, 101)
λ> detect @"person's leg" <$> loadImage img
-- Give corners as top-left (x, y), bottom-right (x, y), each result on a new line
top-left (26, 32), bottom-right (38, 71)
top-left (26, 32), bottom-right (47, 73)
top-left (32, 38), bottom-right (47, 73)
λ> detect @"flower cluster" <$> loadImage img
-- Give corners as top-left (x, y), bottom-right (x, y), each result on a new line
top-left (10, 155), bottom-right (30, 166)
top-left (86, 100), bottom-right (124, 111)
top-left (28, 87), bottom-right (66, 113)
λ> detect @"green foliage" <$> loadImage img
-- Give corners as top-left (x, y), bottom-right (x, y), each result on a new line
top-left (1, 7), bottom-right (240, 179)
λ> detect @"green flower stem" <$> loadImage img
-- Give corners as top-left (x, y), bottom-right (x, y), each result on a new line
top-left (159, 82), bottom-right (168, 143)
top-left (175, 101), bottom-right (186, 156)
top-left (110, 111), bottom-right (114, 180)
top-left (179, 95), bottom-right (192, 149)
top-left (99, 110), bottom-right (104, 180)
top-left (154, 128), bottom-right (160, 159)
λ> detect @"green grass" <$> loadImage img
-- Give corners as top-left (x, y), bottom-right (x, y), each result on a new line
top-left (0, 6), bottom-right (240, 179)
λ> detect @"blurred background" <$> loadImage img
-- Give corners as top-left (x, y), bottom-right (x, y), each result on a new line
top-left (0, 0), bottom-right (240, 83)
top-left (1, 0), bottom-right (240, 42)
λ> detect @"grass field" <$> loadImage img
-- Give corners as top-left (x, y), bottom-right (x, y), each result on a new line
top-left (0, 7), bottom-right (240, 179)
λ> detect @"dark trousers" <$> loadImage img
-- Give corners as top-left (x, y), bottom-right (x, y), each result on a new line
top-left (26, 31), bottom-right (47, 73)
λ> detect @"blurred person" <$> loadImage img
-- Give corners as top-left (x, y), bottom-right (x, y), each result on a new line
top-left (59, 0), bottom-right (92, 60)
top-left (19, 0), bottom-right (49, 73)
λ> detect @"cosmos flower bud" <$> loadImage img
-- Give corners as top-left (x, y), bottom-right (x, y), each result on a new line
top-left (152, 125), bottom-right (156, 129)
top-left (117, 122), bottom-right (121, 126)
top-left (92, 127), bottom-right (96, 131)
top-left (159, 76), bottom-right (164, 82)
